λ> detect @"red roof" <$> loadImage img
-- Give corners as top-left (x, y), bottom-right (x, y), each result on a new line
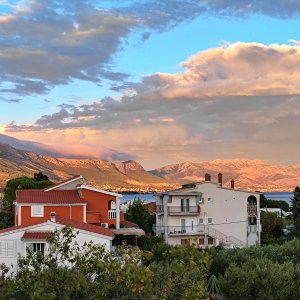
top-left (22, 231), bottom-right (50, 240)
top-left (16, 190), bottom-right (86, 204)
top-left (121, 220), bottom-right (139, 228)
top-left (144, 202), bottom-right (156, 213)
top-left (55, 216), bottom-right (113, 237)
top-left (0, 216), bottom-right (113, 238)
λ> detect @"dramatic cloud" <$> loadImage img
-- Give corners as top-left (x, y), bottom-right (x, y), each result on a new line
top-left (2, 1), bottom-right (300, 99)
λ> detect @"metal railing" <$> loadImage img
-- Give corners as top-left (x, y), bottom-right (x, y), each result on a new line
top-left (168, 206), bottom-right (200, 215)
top-left (168, 224), bottom-right (205, 236)
top-left (247, 204), bottom-right (257, 214)
top-left (108, 210), bottom-right (116, 220)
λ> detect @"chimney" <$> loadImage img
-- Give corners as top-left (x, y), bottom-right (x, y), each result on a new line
top-left (204, 173), bottom-right (211, 181)
top-left (50, 211), bottom-right (56, 222)
top-left (218, 173), bottom-right (223, 187)
top-left (231, 179), bottom-right (235, 189)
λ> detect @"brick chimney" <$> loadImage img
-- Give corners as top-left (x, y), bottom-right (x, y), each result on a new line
top-left (218, 173), bottom-right (223, 187)
top-left (231, 179), bottom-right (235, 189)
top-left (204, 173), bottom-right (211, 181)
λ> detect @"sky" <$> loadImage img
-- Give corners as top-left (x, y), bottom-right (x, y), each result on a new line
top-left (1, 0), bottom-right (300, 169)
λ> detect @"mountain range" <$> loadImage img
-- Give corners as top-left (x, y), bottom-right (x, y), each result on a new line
top-left (0, 133), bottom-right (298, 192)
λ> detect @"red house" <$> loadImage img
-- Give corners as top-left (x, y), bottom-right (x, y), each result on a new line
top-left (14, 175), bottom-right (124, 228)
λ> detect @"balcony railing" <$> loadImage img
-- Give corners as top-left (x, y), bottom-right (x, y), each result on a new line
top-left (168, 225), bottom-right (205, 236)
top-left (108, 210), bottom-right (116, 220)
top-left (156, 205), bottom-right (164, 213)
top-left (168, 206), bottom-right (200, 215)
top-left (247, 204), bottom-right (257, 214)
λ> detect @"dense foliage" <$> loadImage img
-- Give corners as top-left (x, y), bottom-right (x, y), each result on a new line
top-left (208, 239), bottom-right (300, 299)
top-left (125, 199), bottom-right (155, 234)
top-left (291, 186), bottom-right (300, 234)
top-left (0, 226), bottom-right (211, 300)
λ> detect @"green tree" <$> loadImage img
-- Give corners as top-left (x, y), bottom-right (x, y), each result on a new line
top-left (34, 171), bottom-right (50, 181)
top-left (260, 194), bottom-right (289, 212)
top-left (260, 211), bottom-right (283, 245)
top-left (291, 186), bottom-right (300, 235)
top-left (125, 199), bottom-right (155, 234)
top-left (0, 226), bottom-right (211, 300)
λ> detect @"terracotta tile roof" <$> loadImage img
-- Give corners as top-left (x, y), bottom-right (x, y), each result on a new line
top-left (121, 220), bottom-right (139, 228)
top-left (22, 231), bottom-right (51, 240)
top-left (0, 216), bottom-right (113, 238)
top-left (144, 202), bottom-right (156, 213)
top-left (55, 216), bottom-right (114, 237)
top-left (16, 190), bottom-right (87, 204)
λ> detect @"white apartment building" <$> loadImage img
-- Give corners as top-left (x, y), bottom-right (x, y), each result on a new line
top-left (156, 173), bottom-right (261, 248)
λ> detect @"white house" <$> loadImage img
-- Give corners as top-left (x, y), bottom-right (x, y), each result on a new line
top-left (155, 173), bottom-right (261, 248)
top-left (0, 213), bottom-right (114, 273)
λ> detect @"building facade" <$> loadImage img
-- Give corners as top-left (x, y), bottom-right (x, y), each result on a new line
top-left (156, 174), bottom-right (261, 248)
top-left (14, 175), bottom-right (124, 229)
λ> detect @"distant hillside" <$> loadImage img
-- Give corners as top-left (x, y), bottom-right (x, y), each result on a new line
top-left (0, 133), bottom-right (134, 161)
top-left (0, 143), bottom-right (176, 192)
top-left (151, 159), bottom-right (300, 192)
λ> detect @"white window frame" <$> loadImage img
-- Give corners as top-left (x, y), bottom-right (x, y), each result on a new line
top-left (31, 205), bottom-right (44, 217)
top-left (208, 218), bottom-right (213, 224)
top-left (199, 197), bottom-right (204, 204)
top-left (199, 218), bottom-right (204, 224)
top-left (28, 242), bottom-right (46, 255)
top-left (0, 240), bottom-right (16, 258)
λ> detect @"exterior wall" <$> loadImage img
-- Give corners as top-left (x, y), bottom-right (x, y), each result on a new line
top-left (156, 182), bottom-right (260, 248)
top-left (18, 205), bottom-right (85, 226)
top-left (53, 179), bottom-right (82, 190)
top-left (82, 189), bottom-right (117, 226)
top-left (0, 222), bottom-right (112, 274)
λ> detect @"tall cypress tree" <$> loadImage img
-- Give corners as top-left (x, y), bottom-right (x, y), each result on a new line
top-left (291, 186), bottom-right (300, 234)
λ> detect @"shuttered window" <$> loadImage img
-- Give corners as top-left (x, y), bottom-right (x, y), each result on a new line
top-left (0, 241), bottom-right (15, 257)
top-left (31, 205), bottom-right (44, 217)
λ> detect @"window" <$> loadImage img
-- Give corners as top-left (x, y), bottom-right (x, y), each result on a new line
top-left (31, 205), bottom-right (44, 217)
top-left (31, 243), bottom-right (45, 254)
top-left (199, 218), bottom-right (204, 224)
top-left (199, 238), bottom-right (205, 245)
top-left (0, 240), bottom-right (15, 258)
top-left (208, 218), bottom-right (213, 224)
top-left (208, 237), bottom-right (214, 245)
top-left (207, 197), bottom-right (213, 204)
top-left (199, 197), bottom-right (204, 204)
top-left (181, 239), bottom-right (190, 246)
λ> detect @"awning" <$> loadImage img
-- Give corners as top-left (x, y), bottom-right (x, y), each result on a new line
top-left (22, 231), bottom-right (51, 240)
top-left (112, 228), bottom-right (145, 236)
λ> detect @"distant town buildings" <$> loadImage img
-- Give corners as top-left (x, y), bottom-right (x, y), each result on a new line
top-left (155, 173), bottom-right (261, 248)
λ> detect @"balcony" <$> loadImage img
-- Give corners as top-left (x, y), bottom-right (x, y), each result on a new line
top-left (108, 210), bottom-right (116, 220)
top-left (247, 225), bottom-right (258, 233)
top-left (156, 205), bottom-right (164, 213)
top-left (168, 206), bottom-right (200, 215)
top-left (168, 224), bottom-right (205, 236)
top-left (247, 204), bottom-right (257, 214)
top-left (86, 211), bottom-right (101, 223)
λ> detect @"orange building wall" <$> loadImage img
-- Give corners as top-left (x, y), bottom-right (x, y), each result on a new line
top-left (82, 189), bottom-right (118, 226)
top-left (20, 205), bottom-right (84, 226)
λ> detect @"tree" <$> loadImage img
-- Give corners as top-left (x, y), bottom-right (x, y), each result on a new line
top-left (0, 226), bottom-right (211, 300)
top-left (260, 194), bottom-right (289, 212)
top-left (291, 186), bottom-right (300, 235)
top-left (125, 199), bottom-right (155, 234)
top-left (34, 172), bottom-right (50, 182)
top-left (260, 211), bottom-right (283, 245)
